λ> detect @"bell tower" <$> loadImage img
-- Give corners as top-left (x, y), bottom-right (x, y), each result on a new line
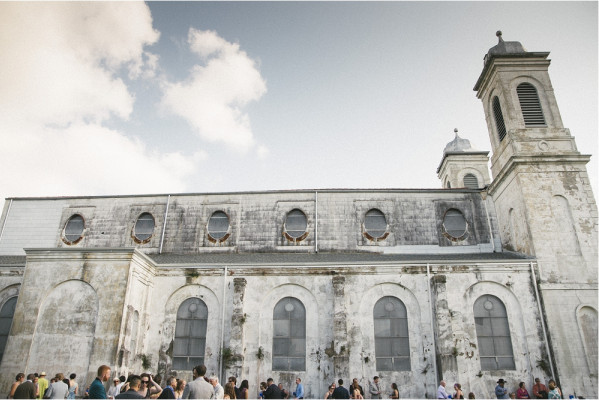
top-left (474, 31), bottom-right (598, 396)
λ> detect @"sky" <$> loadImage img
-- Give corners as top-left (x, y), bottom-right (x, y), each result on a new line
top-left (0, 1), bottom-right (597, 209)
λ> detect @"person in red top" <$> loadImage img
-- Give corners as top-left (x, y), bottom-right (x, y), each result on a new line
top-left (516, 382), bottom-right (530, 399)
top-left (532, 378), bottom-right (548, 399)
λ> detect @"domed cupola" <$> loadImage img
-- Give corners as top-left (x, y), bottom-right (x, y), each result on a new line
top-left (483, 31), bottom-right (527, 65)
top-left (437, 129), bottom-right (490, 189)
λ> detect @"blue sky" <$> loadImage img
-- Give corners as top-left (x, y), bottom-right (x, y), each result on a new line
top-left (0, 2), bottom-right (596, 207)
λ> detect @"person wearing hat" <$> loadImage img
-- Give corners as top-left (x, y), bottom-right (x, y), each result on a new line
top-left (495, 379), bottom-right (509, 399)
top-left (37, 372), bottom-right (48, 400)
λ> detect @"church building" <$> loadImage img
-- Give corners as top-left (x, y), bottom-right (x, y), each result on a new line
top-left (0, 33), bottom-right (596, 399)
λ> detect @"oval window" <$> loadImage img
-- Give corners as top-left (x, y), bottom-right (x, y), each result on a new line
top-left (364, 209), bottom-right (387, 240)
top-left (443, 209), bottom-right (467, 239)
top-left (207, 211), bottom-right (229, 241)
top-left (64, 214), bottom-right (84, 244)
top-left (285, 209), bottom-right (308, 239)
top-left (134, 213), bottom-right (155, 242)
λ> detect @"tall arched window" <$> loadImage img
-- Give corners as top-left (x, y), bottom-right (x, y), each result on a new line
top-left (577, 306), bottom-right (598, 374)
top-left (492, 96), bottom-right (507, 142)
top-left (463, 174), bottom-right (479, 189)
top-left (0, 297), bottom-right (17, 362)
top-left (517, 83), bottom-right (545, 126)
top-left (474, 295), bottom-right (515, 370)
top-left (273, 297), bottom-right (306, 371)
top-left (129, 311), bottom-right (139, 356)
top-left (374, 296), bottom-right (410, 371)
top-left (173, 298), bottom-right (208, 370)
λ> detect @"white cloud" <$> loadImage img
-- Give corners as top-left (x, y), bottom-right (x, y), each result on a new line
top-left (0, 3), bottom-right (199, 204)
top-left (161, 28), bottom-right (267, 152)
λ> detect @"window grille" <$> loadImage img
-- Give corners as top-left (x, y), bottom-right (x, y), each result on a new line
top-left (273, 297), bottom-right (306, 371)
top-left (443, 209), bottom-right (467, 239)
top-left (134, 213), bottom-right (155, 241)
top-left (492, 96), bottom-right (507, 142)
top-left (285, 209), bottom-right (307, 239)
top-left (464, 174), bottom-right (479, 189)
top-left (364, 209), bottom-right (387, 239)
top-left (207, 211), bottom-right (229, 240)
top-left (64, 214), bottom-right (84, 243)
top-left (474, 295), bottom-right (515, 370)
top-left (374, 296), bottom-right (410, 371)
top-left (517, 83), bottom-right (546, 126)
top-left (173, 298), bottom-right (208, 370)
top-left (0, 297), bottom-right (17, 363)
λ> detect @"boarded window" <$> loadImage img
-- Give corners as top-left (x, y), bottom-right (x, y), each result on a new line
top-left (464, 174), bottom-right (479, 189)
top-left (374, 296), bottom-right (410, 371)
top-left (492, 96), bottom-right (507, 142)
top-left (173, 298), bottom-right (208, 370)
top-left (474, 295), bottom-right (515, 370)
top-left (64, 214), bottom-right (84, 243)
top-left (134, 213), bottom-right (155, 241)
top-left (517, 83), bottom-right (546, 126)
top-left (443, 209), bottom-right (467, 239)
top-left (285, 209), bottom-right (308, 239)
top-left (273, 297), bottom-right (306, 371)
top-left (0, 297), bottom-right (17, 363)
top-left (364, 209), bottom-right (387, 239)
top-left (207, 211), bottom-right (229, 240)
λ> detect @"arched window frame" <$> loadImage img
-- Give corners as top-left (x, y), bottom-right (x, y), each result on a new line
top-left (0, 296), bottom-right (17, 363)
top-left (516, 82), bottom-right (546, 127)
top-left (576, 305), bottom-right (598, 375)
top-left (373, 296), bottom-right (410, 371)
top-left (272, 297), bottom-right (306, 371)
top-left (463, 173), bottom-right (479, 189)
top-left (492, 96), bottom-right (508, 143)
top-left (172, 297), bottom-right (208, 371)
top-left (473, 295), bottom-right (515, 370)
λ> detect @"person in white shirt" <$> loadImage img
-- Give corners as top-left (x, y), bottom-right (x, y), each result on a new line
top-left (437, 381), bottom-right (448, 399)
top-left (210, 376), bottom-right (224, 399)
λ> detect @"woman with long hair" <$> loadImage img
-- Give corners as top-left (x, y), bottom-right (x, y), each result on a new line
top-left (9, 373), bottom-right (24, 399)
top-left (223, 382), bottom-right (236, 399)
top-left (390, 383), bottom-right (399, 399)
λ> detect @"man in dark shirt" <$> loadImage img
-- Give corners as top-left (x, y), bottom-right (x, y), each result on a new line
top-left (332, 379), bottom-right (350, 399)
top-left (116, 376), bottom-right (144, 399)
top-left (264, 378), bottom-right (283, 399)
top-left (14, 374), bottom-right (36, 399)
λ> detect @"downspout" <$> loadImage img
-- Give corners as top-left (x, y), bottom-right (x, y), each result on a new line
top-left (482, 192), bottom-right (496, 252)
top-left (220, 265), bottom-right (228, 381)
top-left (426, 263), bottom-right (439, 391)
top-left (529, 261), bottom-right (556, 379)
top-left (159, 195), bottom-right (171, 254)
top-left (315, 190), bottom-right (318, 253)
top-left (0, 199), bottom-right (13, 243)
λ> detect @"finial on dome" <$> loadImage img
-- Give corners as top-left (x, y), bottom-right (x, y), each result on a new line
top-left (454, 128), bottom-right (459, 137)
top-left (496, 30), bottom-right (503, 42)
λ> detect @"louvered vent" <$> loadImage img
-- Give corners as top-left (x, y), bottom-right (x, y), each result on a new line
top-left (464, 174), bottom-right (479, 189)
top-left (492, 96), bottom-right (507, 142)
top-left (517, 83), bottom-right (546, 126)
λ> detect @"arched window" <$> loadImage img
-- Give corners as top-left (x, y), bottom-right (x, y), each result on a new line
top-left (374, 296), bottom-right (410, 371)
top-left (442, 209), bottom-right (467, 240)
top-left (577, 307), bottom-right (598, 374)
top-left (492, 96), bottom-right (507, 142)
top-left (463, 174), bottom-right (479, 189)
top-left (273, 297), bottom-right (306, 371)
top-left (364, 209), bottom-right (387, 240)
top-left (474, 295), bottom-right (515, 370)
top-left (63, 214), bottom-right (84, 244)
top-left (0, 297), bottom-right (17, 362)
top-left (284, 209), bottom-right (308, 240)
top-left (134, 213), bottom-right (155, 242)
top-left (207, 211), bottom-right (230, 242)
top-left (517, 83), bottom-right (546, 126)
top-left (173, 298), bottom-right (208, 370)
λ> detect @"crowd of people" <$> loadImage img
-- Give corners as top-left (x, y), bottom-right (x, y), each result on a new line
top-left (6, 364), bottom-right (574, 399)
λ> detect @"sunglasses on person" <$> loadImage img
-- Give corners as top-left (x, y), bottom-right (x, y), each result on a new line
top-left (141, 380), bottom-right (149, 385)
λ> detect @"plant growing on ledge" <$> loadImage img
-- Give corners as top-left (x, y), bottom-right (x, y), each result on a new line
top-left (141, 354), bottom-right (152, 370)
top-left (256, 346), bottom-right (264, 360)
top-left (221, 347), bottom-right (234, 369)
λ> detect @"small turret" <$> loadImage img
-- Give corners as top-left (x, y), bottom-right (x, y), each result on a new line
top-left (437, 128), bottom-right (490, 189)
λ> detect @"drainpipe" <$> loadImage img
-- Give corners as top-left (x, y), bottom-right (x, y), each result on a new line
top-left (220, 265), bottom-right (228, 381)
top-left (315, 191), bottom-right (319, 253)
top-left (529, 261), bottom-right (556, 379)
top-left (426, 263), bottom-right (438, 393)
top-left (0, 199), bottom-right (13, 244)
top-left (159, 195), bottom-right (171, 254)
